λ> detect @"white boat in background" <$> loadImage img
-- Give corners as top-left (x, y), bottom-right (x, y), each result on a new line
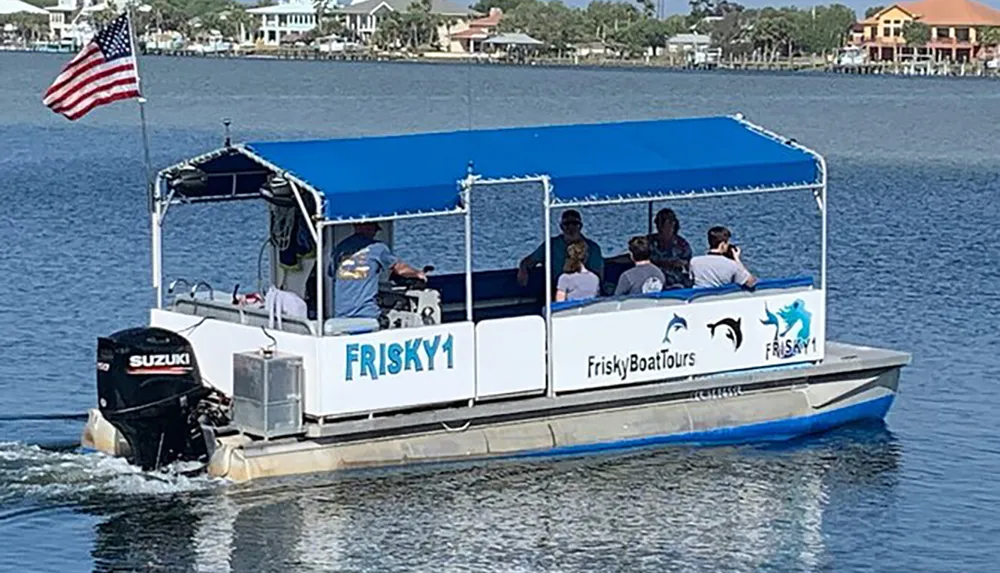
top-left (836, 46), bottom-right (868, 67)
top-left (83, 114), bottom-right (910, 482)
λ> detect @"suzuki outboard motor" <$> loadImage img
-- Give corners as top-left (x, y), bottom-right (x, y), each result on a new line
top-left (97, 327), bottom-right (212, 471)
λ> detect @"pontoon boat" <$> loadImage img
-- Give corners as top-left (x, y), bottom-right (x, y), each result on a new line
top-left (83, 114), bottom-right (910, 482)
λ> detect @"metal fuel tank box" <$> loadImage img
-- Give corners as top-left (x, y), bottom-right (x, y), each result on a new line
top-left (232, 349), bottom-right (304, 439)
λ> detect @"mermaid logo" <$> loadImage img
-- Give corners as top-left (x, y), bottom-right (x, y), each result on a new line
top-left (761, 299), bottom-right (816, 360)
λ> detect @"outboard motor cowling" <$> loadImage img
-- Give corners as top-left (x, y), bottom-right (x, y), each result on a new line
top-left (97, 327), bottom-right (211, 471)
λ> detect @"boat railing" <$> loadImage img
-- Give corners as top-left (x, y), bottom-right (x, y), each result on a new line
top-left (551, 276), bottom-right (815, 314)
top-left (170, 297), bottom-right (317, 336)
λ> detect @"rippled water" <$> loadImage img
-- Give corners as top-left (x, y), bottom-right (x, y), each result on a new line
top-left (1, 53), bottom-right (998, 571)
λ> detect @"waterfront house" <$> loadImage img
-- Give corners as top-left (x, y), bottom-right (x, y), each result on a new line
top-left (247, 0), bottom-right (317, 46)
top-left (858, 0), bottom-right (1000, 62)
top-left (247, 0), bottom-right (472, 49)
top-left (45, 0), bottom-right (77, 43)
top-left (448, 7), bottom-right (501, 53)
top-left (334, 0), bottom-right (472, 46)
top-left (44, 0), bottom-right (115, 47)
top-left (666, 32), bottom-right (711, 54)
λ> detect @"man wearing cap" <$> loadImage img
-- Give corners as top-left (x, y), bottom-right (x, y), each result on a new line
top-left (690, 226), bottom-right (757, 289)
top-left (328, 222), bottom-right (425, 329)
top-left (517, 209), bottom-right (604, 287)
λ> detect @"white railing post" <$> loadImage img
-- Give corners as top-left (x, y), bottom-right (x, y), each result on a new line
top-left (542, 175), bottom-right (554, 398)
top-left (152, 174), bottom-right (163, 309)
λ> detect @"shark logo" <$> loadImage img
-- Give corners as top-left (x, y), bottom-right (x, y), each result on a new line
top-left (761, 299), bottom-right (814, 359)
top-left (707, 317), bottom-right (743, 351)
top-left (663, 313), bottom-right (688, 344)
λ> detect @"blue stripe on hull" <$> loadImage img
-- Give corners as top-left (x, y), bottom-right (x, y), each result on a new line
top-left (518, 394), bottom-right (896, 459)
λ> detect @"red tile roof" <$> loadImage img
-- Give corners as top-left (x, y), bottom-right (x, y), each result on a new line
top-left (869, 0), bottom-right (1000, 26)
top-left (451, 28), bottom-right (490, 39)
top-left (469, 7), bottom-right (502, 28)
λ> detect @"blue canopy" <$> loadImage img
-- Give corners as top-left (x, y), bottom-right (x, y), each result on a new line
top-left (162, 116), bottom-right (821, 221)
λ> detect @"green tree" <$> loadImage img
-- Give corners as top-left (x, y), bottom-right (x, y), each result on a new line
top-left (471, 0), bottom-right (529, 14)
top-left (499, 0), bottom-right (585, 54)
top-left (709, 8), bottom-right (755, 56)
top-left (793, 4), bottom-right (856, 55)
top-left (372, 0), bottom-right (438, 50)
top-left (584, 1), bottom-right (639, 45)
top-left (752, 10), bottom-right (797, 59)
top-left (902, 20), bottom-right (929, 48)
top-left (978, 26), bottom-right (1000, 47)
top-left (864, 6), bottom-right (884, 19)
top-left (0, 12), bottom-right (48, 43)
top-left (636, 0), bottom-right (654, 19)
top-left (688, 0), bottom-right (743, 28)
top-left (403, 0), bottom-right (440, 50)
top-left (225, 7), bottom-right (259, 43)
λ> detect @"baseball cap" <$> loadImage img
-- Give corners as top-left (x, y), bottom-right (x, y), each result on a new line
top-left (560, 209), bottom-right (582, 224)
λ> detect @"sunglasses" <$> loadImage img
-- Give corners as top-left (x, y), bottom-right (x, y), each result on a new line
top-left (561, 220), bottom-right (582, 227)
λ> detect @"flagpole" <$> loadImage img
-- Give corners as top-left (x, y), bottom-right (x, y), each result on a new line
top-left (124, 3), bottom-right (159, 300)
top-left (125, 3), bottom-right (154, 214)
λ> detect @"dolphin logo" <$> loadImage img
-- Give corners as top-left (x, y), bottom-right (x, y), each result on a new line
top-left (760, 303), bottom-right (780, 341)
top-left (663, 313), bottom-right (688, 344)
top-left (707, 317), bottom-right (743, 351)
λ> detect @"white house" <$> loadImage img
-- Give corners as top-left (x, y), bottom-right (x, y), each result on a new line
top-left (666, 32), bottom-right (712, 54)
top-left (45, 0), bottom-right (115, 46)
top-left (335, 0), bottom-right (471, 44)
top-left (246, 0), bottom-right (473, 48)
top-left (45, 0), bottom-right (79, 43)
top-left (246, 0), bottom-right (316, 46)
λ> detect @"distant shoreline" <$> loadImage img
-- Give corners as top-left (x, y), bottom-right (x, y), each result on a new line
top-left (4, 45), bottom-right (998, 79)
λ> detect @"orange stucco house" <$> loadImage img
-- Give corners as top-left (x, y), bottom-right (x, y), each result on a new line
top-left (859, 0), bottom-right (1000, 62)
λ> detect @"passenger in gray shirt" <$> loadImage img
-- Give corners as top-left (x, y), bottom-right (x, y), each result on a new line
top-left (690, 226), bottom-right (757, 289)
top-left (614, 236), bottom-right (666, 296)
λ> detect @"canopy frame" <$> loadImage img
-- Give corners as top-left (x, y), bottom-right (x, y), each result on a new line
top-left (152, 145), bottom-right (471, 335)
top-left (149, 114), bottom-right (826, 400)
top-left (456, 114), bottom-right (827, 398)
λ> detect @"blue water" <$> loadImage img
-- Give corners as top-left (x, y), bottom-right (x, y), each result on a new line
top-left (1, 53), bottom-right (999, 571)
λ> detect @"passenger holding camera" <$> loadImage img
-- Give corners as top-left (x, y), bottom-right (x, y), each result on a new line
top-left (690, 226), bottom-right (757, 289)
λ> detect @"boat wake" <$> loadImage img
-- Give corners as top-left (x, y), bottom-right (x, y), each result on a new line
top-left (0, 441), bottom-right (226, 520)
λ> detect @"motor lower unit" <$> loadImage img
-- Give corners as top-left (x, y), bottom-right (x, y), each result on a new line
top-left (96, 327), bottom-right (218, 471)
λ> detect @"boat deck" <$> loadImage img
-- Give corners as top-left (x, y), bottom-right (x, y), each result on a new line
top-left (239, 341), bottom-right (909, 456)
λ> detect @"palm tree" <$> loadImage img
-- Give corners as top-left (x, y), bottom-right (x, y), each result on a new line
top-left (2, 13), bottom-right (48, 44)
top-left (902, 21), bottom-right (930, 50)
top-left (979, 26), bottom-right (1000, 54)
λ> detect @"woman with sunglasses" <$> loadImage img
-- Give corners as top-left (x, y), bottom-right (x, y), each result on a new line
top-left (647, 208), bottom-right (693, 289)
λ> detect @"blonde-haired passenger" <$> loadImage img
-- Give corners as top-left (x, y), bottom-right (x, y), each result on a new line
top-left (555, 240), bottom-right (600, 302)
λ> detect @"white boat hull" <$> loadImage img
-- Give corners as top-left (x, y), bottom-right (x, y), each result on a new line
top-left (81, 342), bottom-right (905, 483)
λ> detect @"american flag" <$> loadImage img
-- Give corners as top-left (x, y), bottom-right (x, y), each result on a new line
top-left (43, 13), bottom-right (141, 121)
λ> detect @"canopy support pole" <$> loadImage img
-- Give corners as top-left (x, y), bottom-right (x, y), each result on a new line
top-left (647, 201), bottom-right (653, 236)
top-left (152, 174), bottom-right (163, 309)
top-left (316, 222), bottom-right (325, 337)
top-left (818, 154), bottom-right (828, 321)
top-left (543, 175), bottom-right (554, 398)
top-left (287, 179), bottom-right (320, 245)
top-left (462, 178), bottom-right (474, 323)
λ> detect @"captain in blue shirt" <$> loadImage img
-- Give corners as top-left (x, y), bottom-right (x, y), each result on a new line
top-left (329, 222), bottom-right (425, 319)
top-left (517, 209), bottom-right (604, 287)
